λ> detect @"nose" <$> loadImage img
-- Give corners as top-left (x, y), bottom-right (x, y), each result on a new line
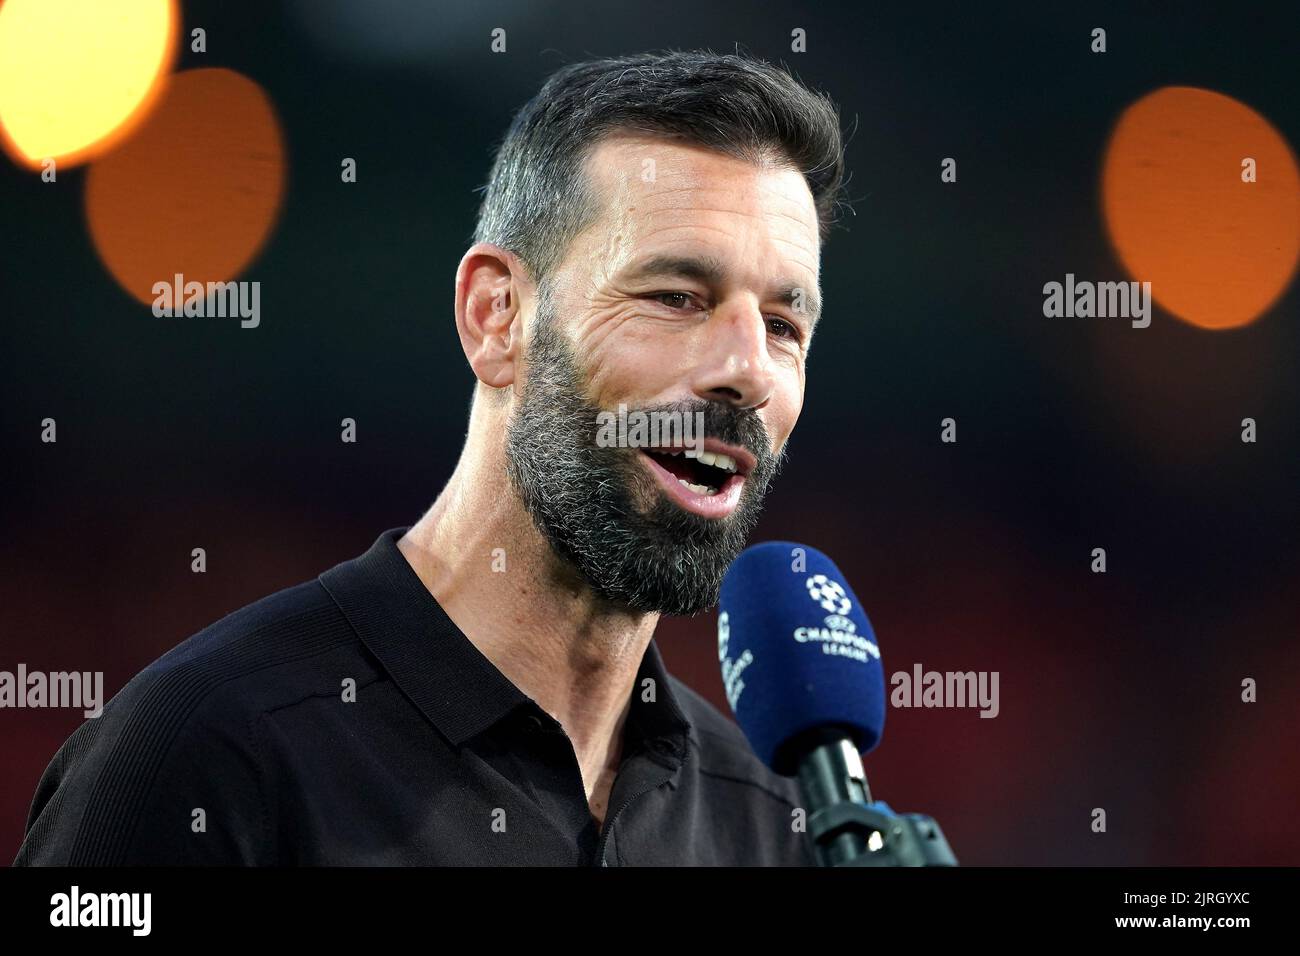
top-left (690, 300), bottom-right (775, 410)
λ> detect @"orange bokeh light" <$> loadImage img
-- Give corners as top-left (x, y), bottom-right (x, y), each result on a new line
top-left (85, 67), bottom-right (285, 305)
top-left (1101, 86), bottom-right (1300, 330)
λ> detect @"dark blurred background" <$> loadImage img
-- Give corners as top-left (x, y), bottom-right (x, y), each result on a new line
top-left (2, 0), bottom-right (1297, 865)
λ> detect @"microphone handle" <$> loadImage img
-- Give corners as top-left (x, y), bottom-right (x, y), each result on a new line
top-left (795, 734), bottom-right (874, 866)
top-left (794, 731), bottom-right (960, 867)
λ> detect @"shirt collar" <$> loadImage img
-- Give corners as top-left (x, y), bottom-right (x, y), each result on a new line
top-left (319, 528), bottom-right (692, 758)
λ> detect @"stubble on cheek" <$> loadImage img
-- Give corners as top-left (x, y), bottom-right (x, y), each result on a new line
top-left (603, 443), bottom-right (663, 514)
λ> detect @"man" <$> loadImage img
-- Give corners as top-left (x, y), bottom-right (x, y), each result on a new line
top-left (16, 49), bottom-right (845, 865)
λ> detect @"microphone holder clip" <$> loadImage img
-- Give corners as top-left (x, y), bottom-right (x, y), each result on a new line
top-left (809, 800), bottom-right (958, 867)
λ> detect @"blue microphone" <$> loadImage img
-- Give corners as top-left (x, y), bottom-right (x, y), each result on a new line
top-left (719, 541), bottom-right (957, 867)
top-left (718, 540), bottom-right (884, 773)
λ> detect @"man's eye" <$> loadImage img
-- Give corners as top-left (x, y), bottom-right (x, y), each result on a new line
top-left (767, 317), bottom-right (800, 340)
top-left (653, 292), bottom-right (697, 310)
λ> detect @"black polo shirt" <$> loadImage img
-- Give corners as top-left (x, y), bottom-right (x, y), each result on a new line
top-left (15, 528), bottom-right (815, 866)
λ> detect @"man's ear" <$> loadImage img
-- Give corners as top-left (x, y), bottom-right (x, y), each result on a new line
top-left (454, 243), bottom-right (531, 389)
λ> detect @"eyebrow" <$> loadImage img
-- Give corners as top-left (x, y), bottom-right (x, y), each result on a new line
top-left (619, 253), bottom-right (823, 327)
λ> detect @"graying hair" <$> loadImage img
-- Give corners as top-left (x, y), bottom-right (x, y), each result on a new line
top-left (473, 49), bottom-right (848, 284)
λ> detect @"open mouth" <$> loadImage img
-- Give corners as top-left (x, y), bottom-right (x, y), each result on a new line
top-left (640, 448), bottom-right (742, 495)
top-left (636, 442), bottom-right (755, 519)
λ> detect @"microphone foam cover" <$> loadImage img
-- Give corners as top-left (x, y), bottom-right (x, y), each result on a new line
top-left (718, 541), bottom-right (885, 774)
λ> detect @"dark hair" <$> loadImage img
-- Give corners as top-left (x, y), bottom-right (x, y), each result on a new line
top-left (473, 49), bottom-right (848, 284)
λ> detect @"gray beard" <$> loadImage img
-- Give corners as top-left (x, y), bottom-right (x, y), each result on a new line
top-left (504, 293), bottom-right (784, 616)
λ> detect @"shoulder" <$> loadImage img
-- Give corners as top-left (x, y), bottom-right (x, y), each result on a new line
top-left (140, 578), bottom-right (359, 704)
top-left (16, 577), bottom-right (361, 865)
top-left (107, 577), bottom-right (363, 735)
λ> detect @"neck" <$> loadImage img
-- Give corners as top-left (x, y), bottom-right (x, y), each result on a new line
top-left (397, 399), bottom-right (658, 808)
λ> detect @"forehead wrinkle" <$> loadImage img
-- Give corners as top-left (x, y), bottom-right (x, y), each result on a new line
top-left (618, 154), bottom-right (815, 215)
top-left (619, 251), bottom-right (727, 284)
top-left (630, 194), bottom-right (819, 261)
top-left (618, 226), bottom-right (817, 284)
top-left (637, 187), bottom-right (815, 228)
top-left (635, 218), bottom-right (815, 260)
top-left (623, 215), bottom-right (820, 281)
top-left (588, 144), bottom-right (817, 244)
top-left (638, 223), bottom-right (820, 288)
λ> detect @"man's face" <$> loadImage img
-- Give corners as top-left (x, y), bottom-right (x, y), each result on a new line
top-left (505, 135), bottom-right (821, 615)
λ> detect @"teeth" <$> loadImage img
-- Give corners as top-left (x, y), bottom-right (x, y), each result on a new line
top-left (678, 477), bottom-right (718, 496)
top-left (680, 449), bottom-right (738, 473)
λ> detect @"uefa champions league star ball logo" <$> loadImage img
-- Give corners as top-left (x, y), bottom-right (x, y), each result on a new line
top-left (806, 574), bottom-right (851, 616)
